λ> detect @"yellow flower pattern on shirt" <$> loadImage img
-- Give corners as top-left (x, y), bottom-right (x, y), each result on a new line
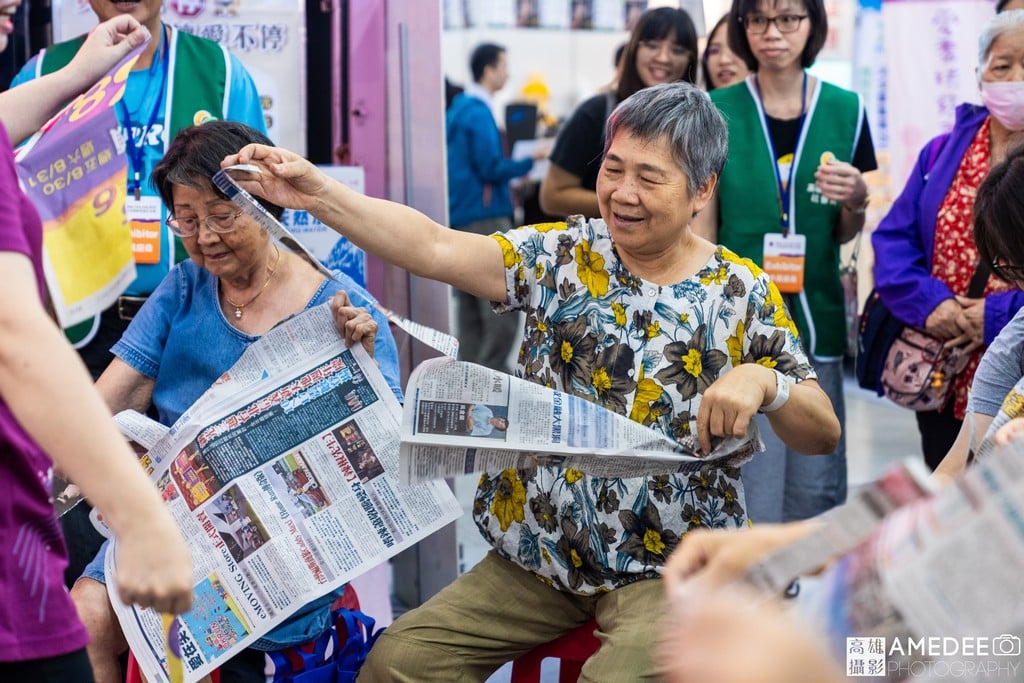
top-left (475, 216), bottom-right (813, 594)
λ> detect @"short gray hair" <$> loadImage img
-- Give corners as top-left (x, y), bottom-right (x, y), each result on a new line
top-left (603, 82), bottom-right (728, 197)
top-left (979, 9), bottom-right (1024, 69)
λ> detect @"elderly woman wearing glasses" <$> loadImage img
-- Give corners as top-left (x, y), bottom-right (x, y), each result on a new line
top-left (872, 10), bottom-right (1024, 472)
top-left (693, 0), bottom-right (876, 525)
top-left (70, 120), bottom-right (403, 683)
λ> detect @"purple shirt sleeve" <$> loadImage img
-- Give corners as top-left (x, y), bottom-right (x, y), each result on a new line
top-left (870, 140), bottom-right (955, 329)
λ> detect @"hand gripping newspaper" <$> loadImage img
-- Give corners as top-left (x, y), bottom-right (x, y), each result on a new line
top-left (736, 445), bottom-right (1024, 682)
top-left (399, 357), bottom-right (762, 485)
top-left (105, 304), bottom-right (461, 683)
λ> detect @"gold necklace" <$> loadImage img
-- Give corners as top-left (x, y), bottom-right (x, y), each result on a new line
top-left (223, 245), bottom-right (281, 319)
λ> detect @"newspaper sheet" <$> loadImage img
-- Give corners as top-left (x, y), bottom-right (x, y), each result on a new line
top-left (56, 410), bottom-right (171, 518)
top-left (744, 458), bottom-right (936, 594)
top-left (107, 305), bottom-right (462, 683)
top-left (777, 443), bottom-right (1024, 681)
top-left (400, 357), bottom-right (761, 485)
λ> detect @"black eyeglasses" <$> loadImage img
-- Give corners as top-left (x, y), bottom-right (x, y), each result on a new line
top-left (742, 14), bottom-right (808, 34)
top-left (991, 258), bottom-right (1024, 283)
top-left (166, 210), bottom-right (244, 237)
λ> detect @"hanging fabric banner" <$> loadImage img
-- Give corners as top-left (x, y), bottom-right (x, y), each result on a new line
top-left (882, 0), bottom-right (994, 195)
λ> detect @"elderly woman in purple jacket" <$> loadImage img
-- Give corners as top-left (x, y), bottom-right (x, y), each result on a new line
top-left (872, 10), bottom-right (1024, 470)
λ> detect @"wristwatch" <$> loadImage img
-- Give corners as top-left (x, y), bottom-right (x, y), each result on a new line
top-left (843, 195), bottom-right (870, 214)
top-left (761, 369), bottom-right (792, 412)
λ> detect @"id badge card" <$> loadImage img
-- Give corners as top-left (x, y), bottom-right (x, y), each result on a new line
top-left (125, 195), bottom-right (163, 264)
top-left (763, 233), bottom-right (806, 293)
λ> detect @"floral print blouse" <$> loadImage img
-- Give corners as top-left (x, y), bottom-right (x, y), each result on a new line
top-left (475, 216), bottom-right (815, 594)
top-left (931, 118), bottom-right (1009, 420)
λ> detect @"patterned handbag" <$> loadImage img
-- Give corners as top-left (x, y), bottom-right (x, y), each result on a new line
top-left (855, 289), bottom-right (903, 393)
top-left (870, 254), bottom-right (988, 409)
top-left (880, 327), bottom-right (970, 411)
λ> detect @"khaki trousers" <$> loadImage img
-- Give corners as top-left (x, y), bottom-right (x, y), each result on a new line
top-left (359, 551), bottom-right (667, 682)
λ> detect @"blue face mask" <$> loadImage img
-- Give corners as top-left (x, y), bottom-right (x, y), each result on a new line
top-left (981, 80), bottom-right (1024, 131)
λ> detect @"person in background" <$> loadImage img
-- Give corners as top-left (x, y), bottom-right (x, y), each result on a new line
top-left (444, 76), bottom-right (464, 110)
top-left (693, 0), bottom-right (876, 526)
top-left (999, 0), bottom-right (1024, 12)
top-left (933, 142), bottom-right (1024, 483)
top-left (539, 6), bottom-right (697, 219)
top-left (872, 10), bottom-right (1024, 470)
top-left (613, 42), bottom-right (626, 72)
top-left (69, 121), bottom-right (403, 683)
top-left (447, 42), bottom-right (539, 373)
top-left (701, 14), bottom-right (749, 90)
top-left (222, 80), bottom-right (839, 682)
top-left (669, 143), bottom-right (1024, 578)
top-left (0, 12), bottom-right (194, 682)
top-left (11, 0), bottom-right (266, 597)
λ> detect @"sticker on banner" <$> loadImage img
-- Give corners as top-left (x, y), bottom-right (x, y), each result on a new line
top-left (763, 233), bottom-right (806, 294)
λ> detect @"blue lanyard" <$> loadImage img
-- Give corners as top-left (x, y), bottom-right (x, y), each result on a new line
top-left (754, 71), bottom-right (807, 236)
top-left (119, 25), bottom-right (169, 200)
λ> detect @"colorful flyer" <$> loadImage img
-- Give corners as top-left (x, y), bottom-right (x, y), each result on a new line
top-left (15, 42), bottom-right (147, 327)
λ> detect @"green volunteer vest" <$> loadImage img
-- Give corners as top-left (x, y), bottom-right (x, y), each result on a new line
top-left (712, 78), bottom-right (862, 358)
top-left (41, 27), bottom-right (230, 343)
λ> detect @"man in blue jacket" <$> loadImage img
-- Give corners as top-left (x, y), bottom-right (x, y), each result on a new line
top-left (447, 43), bottom-right (535, 372)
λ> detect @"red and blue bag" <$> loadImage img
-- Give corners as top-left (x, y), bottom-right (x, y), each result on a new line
top-left (268, 588), bottom-right (382, 683)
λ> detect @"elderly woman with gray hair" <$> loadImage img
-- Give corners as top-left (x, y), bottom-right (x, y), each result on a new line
top-left (221, 81), bottom-right (840, 681)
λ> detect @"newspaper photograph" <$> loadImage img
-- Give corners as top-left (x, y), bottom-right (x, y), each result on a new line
top-left (400, 357), bottom-right (762, 485)
top-left (107, 305), bottom-right (462, 683)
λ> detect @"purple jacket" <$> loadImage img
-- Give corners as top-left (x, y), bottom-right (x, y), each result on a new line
top-left (872, 103), bottom-right (1024, 345)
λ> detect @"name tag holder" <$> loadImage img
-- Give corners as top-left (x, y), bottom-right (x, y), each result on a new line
top-left (125, 195), bottom-right (163, 264)
top-left (763, 233), bottom-right (806, 293)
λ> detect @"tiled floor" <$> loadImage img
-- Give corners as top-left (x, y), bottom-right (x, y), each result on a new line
top-left (455, 371), bottom-right (925, 682)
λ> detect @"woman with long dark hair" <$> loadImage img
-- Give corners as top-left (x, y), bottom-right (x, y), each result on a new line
top-left (539, 6), bottom-right (697, 219)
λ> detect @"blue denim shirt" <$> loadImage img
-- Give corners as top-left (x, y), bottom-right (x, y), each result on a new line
top-left (111, 260), bottom-right (403, 649)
